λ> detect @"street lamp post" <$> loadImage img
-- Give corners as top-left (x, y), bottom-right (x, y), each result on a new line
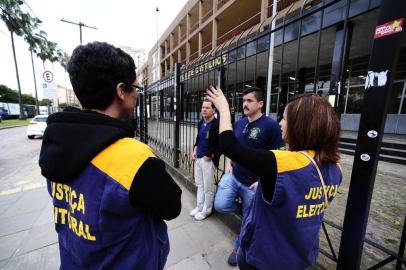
top-left (156, 7), bottom-right (159, 81)
top-left (60, 18), bottom-right (97, 45)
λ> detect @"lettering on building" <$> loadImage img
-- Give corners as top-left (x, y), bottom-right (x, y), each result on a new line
top-left (180, 54), bottom-right (228, 81)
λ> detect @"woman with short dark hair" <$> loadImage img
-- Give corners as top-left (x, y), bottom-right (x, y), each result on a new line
top-left (206, 86), bottom-right (342, 270)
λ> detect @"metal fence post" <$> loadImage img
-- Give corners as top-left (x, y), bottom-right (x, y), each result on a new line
top-left (139, 90), bottom-right (145, 143)
top-left (337, 2), bottom-right (406, 269)
top-left (144, 89), bottom-right (149, 144)
top-left (173, 63), bottom-right (181, 168)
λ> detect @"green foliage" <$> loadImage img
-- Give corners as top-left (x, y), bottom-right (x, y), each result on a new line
top-left (0, 84), bottom-right (19, 102)
top-left (0, 0), bottom-right (41, 37)
top-left (21, 93), bottom-right (35, 104)
top-left (39, 99), bottom-right (52, 106)
top-left (0, 84), bottom-right (36, 104)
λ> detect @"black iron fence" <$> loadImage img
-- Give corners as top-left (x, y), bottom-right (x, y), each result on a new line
top-left (136, 0), bottom-right (406, 269)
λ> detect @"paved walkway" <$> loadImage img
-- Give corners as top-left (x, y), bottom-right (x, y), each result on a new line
top-left (0, 178), bottom-right (236, 270)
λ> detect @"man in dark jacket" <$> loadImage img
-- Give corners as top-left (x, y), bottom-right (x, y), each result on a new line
top-left (190, 99), bottom-right (220, 221)
top-left (39, 42), bottom-right (182, 270)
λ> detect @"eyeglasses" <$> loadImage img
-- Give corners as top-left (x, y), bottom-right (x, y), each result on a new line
top-left (130, 84), bottom-right (144, 93)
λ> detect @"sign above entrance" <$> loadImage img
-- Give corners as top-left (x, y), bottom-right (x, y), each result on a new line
top-left (180, 54), bottom-right (228, 82)
top-left (374, 18), bottom-right (404, 39)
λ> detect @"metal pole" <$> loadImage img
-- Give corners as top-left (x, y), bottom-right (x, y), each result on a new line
top-left (79, 23), bottom-right (82, 45)
top-left (60, 19), bottom-right (97, 46)
top-left (265, 0), bottom-right (277, 117)
top-left (398, 76), bottom-right (406, 114)
top-left (30, 50), bottom-right (39, 114)
top-left (173, 63), bottom-right (181, 168)
top-left (337, 1), bottom-right (406, 269)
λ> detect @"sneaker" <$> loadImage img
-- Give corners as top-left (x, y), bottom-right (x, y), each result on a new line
top-left (194, 211), bottom-right (211, 221)
top-left (189, 207), bottom-right (201, 217)
top-left (227, 249), bottom-right (238, 266)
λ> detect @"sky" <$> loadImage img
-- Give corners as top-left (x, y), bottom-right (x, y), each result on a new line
top-left (0, 0), bottom-right (188, 100)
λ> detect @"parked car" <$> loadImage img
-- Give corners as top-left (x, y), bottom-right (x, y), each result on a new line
top-left (27, 115), bottom-right (48, 139)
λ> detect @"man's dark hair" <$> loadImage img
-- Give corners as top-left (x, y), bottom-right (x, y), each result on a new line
top-left (203, 98), bottom-right (216, 109)
top-left (67, 42), bottom-right (136, 110)
top-left (242, 87), bottom-right (264, 102)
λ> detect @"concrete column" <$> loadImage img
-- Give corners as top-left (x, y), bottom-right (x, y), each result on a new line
top-left (178, 49), bottom-right (181, 63)
top-left (165, 40), bottom-right (168, 58)
top-left (170, 55), bottom-right (174, 73)
top-left (198, 32), bottom-right (203, 56)
top-left (178, 25), bottom-right (181, 45)
top-left (170, 33), bottom-right (174, 51)
top-left (187, 14), bottom-right (191, 37)
top-left (199, 0), bottom-right (203, 25)
top-left (260, 0), bottom-right (268, 25)
top-left (212, 18), bottom-right (217, 49)
top-left (186, 41), bottom-right (191, 62)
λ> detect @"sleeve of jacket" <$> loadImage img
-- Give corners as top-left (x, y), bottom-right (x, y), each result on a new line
top-left (206, 119), bottom-right (221, 158)
top-left (129, 157), bottom-right (182, 220)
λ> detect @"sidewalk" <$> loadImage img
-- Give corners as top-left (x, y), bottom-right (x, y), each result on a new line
top-left (0, 180), bottom-right (236, 270)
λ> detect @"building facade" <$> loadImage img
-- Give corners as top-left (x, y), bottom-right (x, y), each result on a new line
top-left (138, 0), bottom-right (406, 134)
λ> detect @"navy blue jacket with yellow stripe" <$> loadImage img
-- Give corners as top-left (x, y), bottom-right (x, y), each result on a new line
top-left (39, 108), bottom-right (182, 270)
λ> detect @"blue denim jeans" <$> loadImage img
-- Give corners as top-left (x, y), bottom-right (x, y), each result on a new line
top-left (214, 173), bottom-right (255, 249)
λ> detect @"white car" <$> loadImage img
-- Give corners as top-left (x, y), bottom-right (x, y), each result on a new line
top-left (27, 115), bottom-right (48, 139)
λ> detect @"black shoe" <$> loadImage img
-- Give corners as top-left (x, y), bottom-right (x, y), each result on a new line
top-left (227, 249), bottom-right (238, 266)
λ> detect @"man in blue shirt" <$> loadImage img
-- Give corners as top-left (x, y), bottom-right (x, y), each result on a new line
top-left (214, 87), bottom-right (282, 266)
top-left (191, 99), bottom-right (220, 220)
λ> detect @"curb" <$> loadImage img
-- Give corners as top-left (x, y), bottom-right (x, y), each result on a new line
top-left (0, 124), bottom-right (28, 130)
top-left (161, 156), bottom-right (242, 234)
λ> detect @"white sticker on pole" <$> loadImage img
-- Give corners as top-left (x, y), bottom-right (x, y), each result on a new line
top-left (360, 154), bottom-right (371, 162)
top-left (365, 70), bottom-right (388, 89)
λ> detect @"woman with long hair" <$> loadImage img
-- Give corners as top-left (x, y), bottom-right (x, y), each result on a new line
top-left (206, 86), bottom-right (342, 270)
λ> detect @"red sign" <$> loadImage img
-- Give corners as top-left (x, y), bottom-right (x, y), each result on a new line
top-left (374, 18), bottom-right (404, 39)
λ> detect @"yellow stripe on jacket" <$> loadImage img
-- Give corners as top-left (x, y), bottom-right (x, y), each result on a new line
top-left (91, 138), bottom-right (155, 190)
top-left (272, 150), bottom-right (315, 173)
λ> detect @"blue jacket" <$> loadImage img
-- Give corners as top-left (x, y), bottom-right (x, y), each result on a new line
top-left (40, 108), bottom-right (182, 270)
top-left (240, 150), bottom-right (342, 270)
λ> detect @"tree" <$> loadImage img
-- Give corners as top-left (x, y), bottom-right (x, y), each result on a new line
top-left (39, 99), bottom-right (52, 106)
top-left (0, 0), bottom-right (41, 119)
top-left (0, 84), bottom-right (19, 103)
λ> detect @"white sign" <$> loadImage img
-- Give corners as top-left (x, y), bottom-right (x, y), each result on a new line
top-left (42, 70), bottom-right (58, 99)
top-left (43, 70), bottom-right (54, 83)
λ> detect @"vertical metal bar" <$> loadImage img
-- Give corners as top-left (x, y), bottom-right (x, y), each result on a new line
top-left (139, 91), bottom-right (145, 143)
top-left (398, 77), bottom-right (406, 114)
top-left (344, 66), bottom-right (351, 114)
top-left (277, 5), bottom-right (294, 120)
top-left (329, 21), bottom-right (353, 113)
top-left (313, 0), bottom-right (326, 93)
top-left (336, 0), bottom-right (352, 113)
top-left (294, 0), bottom-right (309, 85)
top-left (265, 0), bottom-right (278, 116)
top-left (395, 216), bottom-right (406, 270)
top-left (218, 66), bottom-right (225, 89)
top-left (322, 222), bottom-right (338, 261)
top-left (146, 93), bottom-right (150, 144)
top-left (337, 1), bottom-right (406, 269)
top-left (174, 63), bottom-right (181, 168)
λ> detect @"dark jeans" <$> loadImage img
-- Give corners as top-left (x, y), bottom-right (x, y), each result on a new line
top-left (237, 248), bottom-right (258, 270)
